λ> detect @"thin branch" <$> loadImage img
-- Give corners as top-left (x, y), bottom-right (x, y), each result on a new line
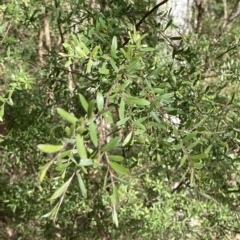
top-left (122, 0), bottom-right (169, 46)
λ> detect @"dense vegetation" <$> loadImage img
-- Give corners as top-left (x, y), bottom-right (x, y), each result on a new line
top-left (1, 0), bottom-right (240, 239)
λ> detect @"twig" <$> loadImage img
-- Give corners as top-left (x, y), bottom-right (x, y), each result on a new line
top-left (122, 0), bottom-right (169, 46)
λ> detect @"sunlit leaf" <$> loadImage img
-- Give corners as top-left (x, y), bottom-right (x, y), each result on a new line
top-left (90, 45), bottom-right (100, 57)
top-left (122, 131), bottom-right (133, 147)
top-left (111, 36), bottom-right (118, 58)
top-left (86, 59), bottom-right (93, 73)
top-left (112, 207), bottom-right (118, 227)
top-left (119, 99), bottom-right (125, 120)
top-left (57, 108), bottom-right (78, 124)
top-left (49, 176), bottom-right (73, 200)
top-left (112, 185), bottom-right (119, 205)
top-left (76, 134), bottom-right (87, 159)
top-left (37, 144), bottom-right (63, 153)
top-left (80, 41), bottom-right (90, 55)
top-left (0, 105), bottom-right (4, 121)
top-left (39, 160), bottom-right (54, 183)
top-left (96, 92), bottom-right (104, 111)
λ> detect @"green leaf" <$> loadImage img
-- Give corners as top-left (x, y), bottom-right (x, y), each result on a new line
top-left (55, 160), bottom-right (71, 172)
top-left (79, 93), bottom-right (89, 113)
top-left (76, 171), bottom-right (87, 198)
top-left (49, 176), bottom-right (73, 200)
top-left (191, 153), bottom-right (208, 160)
top-left (103, 111), bottom-right (113, 123)
top-left (37, 144), bottom-right (63, 153)
top-left (111, 36), bottom-right (118, 58)
top-left (179, 155), bottom-right (187, 167)
top-left (122, 131), bottom-right (133, 147)
top-left (80, 41), bottom-right (90, 55)
top-left (112, 207), bottom-right (118, 227)
top-left (39, 160), bottom-right (54, 183)
top-left (183, 131), bottom-right (198, 142)
top-left (109, 155), bottom-right (124, 162)
top-left (193, 162), bottom-right (204, 169)
top-left (112, 185), bottom-right (119, 205)
top-left (204, 145), bottom-right (212, 154)
top-left (150, 111), bottom-right (160, 123)
top-left (172, 144), bottom-right (182, 150)
top-left (102, 137), bottom-right (121, 152)
top-left (87, 99), bottom-right (95, 119)
top-left (109, 162), bottom-right (130, 175)
top-left (57, 108), bottom-right (78, 124)
top-left (65, 124), bottom-right (75, 138)
top-left (116, 117), bottom-right (129, 126)
top-left (99, 66), bottom-right (110, 75)
top-left (86, 59), bottom-right (93, 73)
top-left (109, 58), bottom-right (118, 71)
top-left (0, 105), bottom-right (4, 121)
top-left (76, 134), bottom-right (87, 159)
top-left (126, 96), bottom-right (150, 106)
top-left (65, 59), bottom-right (72, 67)
top-left (89, 121), bottom-right (98, 147)
top-left (119, 99), bottom-right (125, 120)
top-left (96, 92), bottom-right (104, 111)
top-left (0, 22), bottom-right (8, 33)
top-left (78, 159), bottom-right (93, 166)
top-left (60, 150), bottom-right (71, 159)
top-left (172, 126), bottom-right (179, 138)
top-left (90, 45), bottom-right (100, 57)
top-left (72, 34), bottom-right (79, 46)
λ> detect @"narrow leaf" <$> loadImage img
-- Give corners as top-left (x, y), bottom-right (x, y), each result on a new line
top-left (39, 160), bottom-right (54, 183)
top-left (87, 99), bottom-right (95, 119)
top-left (57, 108), bottom-right (78, 124)
top-left (126, 96), bottom-right (150, 106)
top-left (0, 105), bottom-right (4, 121)
top-left (76, 171), bottom-right (87, 198)
top-left (122, 131), bottom-right (133, 147)
top-left (112, 185), bottom-right (119, 205)
top-left (179, 155), bottom-right (187, 167)
top-left (112, 207), bottom-right (118, 227)
top-left (86, 59), bottom-right (93, 73)
top-left (111, 36), bottom-right (117, 58)
top-left (76, 134), bottom-right (87, 159)
top-left (50, 176), bottom-right (72, 200)
top-left (109, 162), bottom-right (130, 175)
top-left (191, 153), bottom-right (208, 160)
top-left (38, 144), bottom-right (63, 153)
top-left (109, 155), bottom-right (124, 162)
top-left (96, 92), bottom-right (104, 111)
top-left (119, 99), bottom-right (125, 120)
top-left (102, 137), bottom-right (121, 152)
top-left (89, 121), bottom-right (98, 147)
top-left (79, 93), bottom-right (88, 113)
top-left (80, 41), bottom-right (90, 55)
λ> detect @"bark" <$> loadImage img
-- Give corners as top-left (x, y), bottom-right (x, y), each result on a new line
top-left (225, 0), bottom-right (240, 30)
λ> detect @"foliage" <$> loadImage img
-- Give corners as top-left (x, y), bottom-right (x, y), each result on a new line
top-left (1, 0), bottom-right (240, 239)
